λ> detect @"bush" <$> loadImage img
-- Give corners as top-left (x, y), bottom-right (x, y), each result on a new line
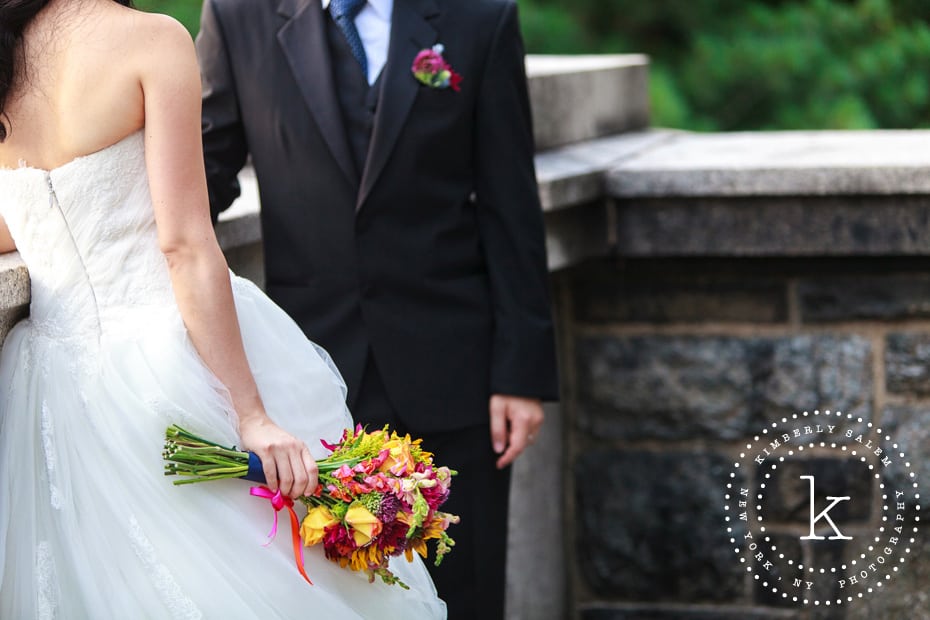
top-left (518, 0), bottom-right (930, 130)
top-left (137, 0), bottom-right (930, 131)
top-left (133, 0), bottom-right (201, 35)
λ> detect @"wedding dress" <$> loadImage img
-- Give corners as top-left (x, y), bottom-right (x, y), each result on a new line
top-left (0, 131), bottom-right (446, 619)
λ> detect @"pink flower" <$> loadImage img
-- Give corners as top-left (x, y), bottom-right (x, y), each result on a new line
top-left (412, 44), bottom-right (462, 92)
top-left (364, 473), bottom-right (401, 494)
top-left (421, 481), bottom-right (449, 511)
top-left (333, 464), bottom-right (354, 480)
top-left (413, 49), bottom-right (446, 76)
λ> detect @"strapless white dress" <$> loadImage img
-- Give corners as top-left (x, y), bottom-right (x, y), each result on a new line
top-left (0, 131), bottom-right (445, 619)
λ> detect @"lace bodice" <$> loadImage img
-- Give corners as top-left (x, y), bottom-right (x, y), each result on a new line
top-left (0, 132), bottom-right (176, 340)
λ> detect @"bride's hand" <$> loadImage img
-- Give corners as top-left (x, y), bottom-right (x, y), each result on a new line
top-left (238, 415), bottom-right (318, 498)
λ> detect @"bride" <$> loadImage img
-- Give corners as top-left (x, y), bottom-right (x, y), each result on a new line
top-left (0, 0), bottom-right (445, 617)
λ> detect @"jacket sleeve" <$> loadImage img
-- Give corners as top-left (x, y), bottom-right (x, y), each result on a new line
top-left (474, 1), bottom-right (559, 401)
top-left (196, 0), bottom-right (249, 222)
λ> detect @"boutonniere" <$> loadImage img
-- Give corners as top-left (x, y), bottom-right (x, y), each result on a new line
top-left (412, 44), bottom-right (462, 92)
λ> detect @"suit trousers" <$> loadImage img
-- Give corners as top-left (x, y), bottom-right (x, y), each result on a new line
top-left (354, 351), bottom-right (511, 620)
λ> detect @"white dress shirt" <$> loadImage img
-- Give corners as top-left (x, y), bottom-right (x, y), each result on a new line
top-left (321, 0), bottom-right (393, 85)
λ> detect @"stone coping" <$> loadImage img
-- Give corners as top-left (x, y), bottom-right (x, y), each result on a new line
top-left (526, 54), bottom-right (650, 150)
top-left (609, 130), bottom-right (930, 197)
top-left (215, 165), bottom-right (261, 250)
top-left (4, 130), bottom-right (660, 313)
top-left (215, 130), bottom-right (678, 253)
top-left (0, 252), bottom-right (29, 318)
top-left (536, 130), bottom-right (676, 210)
top-left (527, 54), bottom-right (649, 77)
top-left (9, 128), bottom-right (930, 311)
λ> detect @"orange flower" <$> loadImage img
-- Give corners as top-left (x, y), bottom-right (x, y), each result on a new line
top-left (300, 506), bottom-right (338, 547)
top-left (378, 436), bottom-right (416, 475)
top-left (345, 502), bottom-right (383, 547)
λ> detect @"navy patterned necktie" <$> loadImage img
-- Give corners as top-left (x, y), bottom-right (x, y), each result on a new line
top-left (329, 0), bottom-right (368, 78)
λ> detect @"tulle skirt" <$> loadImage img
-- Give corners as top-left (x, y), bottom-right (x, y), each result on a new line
top-left (0, 275), bottom-right (446, 619)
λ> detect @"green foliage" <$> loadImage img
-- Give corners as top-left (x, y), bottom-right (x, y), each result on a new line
top-left (133, 0), bottom-right (201, 36)
top-left (132, 0), bottom-right (930, 130)
top-left (518, 0), bottom-right (930, 130)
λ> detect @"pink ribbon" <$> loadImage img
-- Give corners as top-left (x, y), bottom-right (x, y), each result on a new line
top-left (250, 485), bottom-right (313, 585)
top-left (250, 486), bottom-right (289, 543)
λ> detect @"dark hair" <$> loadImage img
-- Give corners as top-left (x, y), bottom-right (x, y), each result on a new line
top-left (0, 0), bottom-right (133, 141)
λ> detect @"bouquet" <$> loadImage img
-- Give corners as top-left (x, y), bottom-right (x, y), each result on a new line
top-left (163, 424), bottom-right (458, 588)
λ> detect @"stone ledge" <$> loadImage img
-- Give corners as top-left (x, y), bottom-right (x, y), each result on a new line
top-left (609, 130), bottom-right (930, 198)
top-left (536, 131), bottom-right (677, 211)
top-left (216, 165), bottom-right (261, 251)
top-left (526, 54), bottom-right (650, 150)
top-left (6, 127), bottom-right (640, 330)
top-left (221, 129), bottom-right (930, 265)
top-left (545, 201), bottom-right (610, 271)
top-left (14, 128), bottom-right (930, 320)
top-left (0, 252), bottom-right (29, 341)
top-left (214, 133), bottom-right (678, 270)
top-left (0, 253), bottom-right (28, 308)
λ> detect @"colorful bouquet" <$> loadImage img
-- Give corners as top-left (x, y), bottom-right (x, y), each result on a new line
top-left (163, 424), bottom-right (458, 588)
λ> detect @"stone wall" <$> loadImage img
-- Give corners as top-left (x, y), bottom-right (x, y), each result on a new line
top-left (560, 129), bottom-right (930, 619)
top-left (562, 257), bottom-right (928, 619)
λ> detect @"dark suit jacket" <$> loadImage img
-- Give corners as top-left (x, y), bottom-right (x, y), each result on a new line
top-left (198, 0), bottom-right (558, 432)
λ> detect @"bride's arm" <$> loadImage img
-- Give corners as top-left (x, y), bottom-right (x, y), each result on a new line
top-left (137, 16), bottom-right (317, 498)
top-left (0, 216), bottom-right (14, 253)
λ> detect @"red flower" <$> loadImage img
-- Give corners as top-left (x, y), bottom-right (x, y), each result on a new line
top-left (375, 516), bottom-right (409, 553)
top-left (323, 524), bottom-right (357, 561)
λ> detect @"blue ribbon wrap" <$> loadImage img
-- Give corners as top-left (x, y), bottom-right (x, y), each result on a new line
top-left (243, 452), bottom-right (267, 484)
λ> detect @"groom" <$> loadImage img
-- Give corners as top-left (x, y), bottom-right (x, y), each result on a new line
top-left (197, 0), bottom-right (558, 616)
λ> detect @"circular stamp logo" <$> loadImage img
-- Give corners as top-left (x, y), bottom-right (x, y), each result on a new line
top-left (725, 410), bottom-right (921, 608)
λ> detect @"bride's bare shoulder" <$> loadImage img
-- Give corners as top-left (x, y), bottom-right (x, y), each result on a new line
top-left (71, 5), bottom-right (199, 145)
top-left (102, 5), bottom-right (195, 60)
top-left (128, 14), bottom-right (199, 96)
top-left (131, 10), bottom-right (192, 46)
top-left (72, 3), bottom-right (194, 79)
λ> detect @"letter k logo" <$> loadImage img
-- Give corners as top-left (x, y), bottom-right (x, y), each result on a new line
top-left (799, 475), bottom-right (853, 540)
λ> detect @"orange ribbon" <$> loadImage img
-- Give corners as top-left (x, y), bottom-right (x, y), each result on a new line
top-left (250, 486), bottom-right (313, 585)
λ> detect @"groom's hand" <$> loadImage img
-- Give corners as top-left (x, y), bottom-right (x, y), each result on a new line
top-left (490, 395), bottom-right (544, 469)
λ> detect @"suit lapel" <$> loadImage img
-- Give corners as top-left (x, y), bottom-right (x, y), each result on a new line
top-left (357, 0), bottom-right (440, 210)
top-left (277, 0), bottom-right (359, 187)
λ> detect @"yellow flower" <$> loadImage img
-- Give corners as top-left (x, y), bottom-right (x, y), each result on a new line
top-left (300, 506), bottom-right (338, 547)
top-left (379, 435), bottom-right (416, 475)
top-left (406, 537), bottom-right (429, 560)
top-left (349, 545), bottom-right (386, 572)
top-left (345, 502), bottom-right (383, 547)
